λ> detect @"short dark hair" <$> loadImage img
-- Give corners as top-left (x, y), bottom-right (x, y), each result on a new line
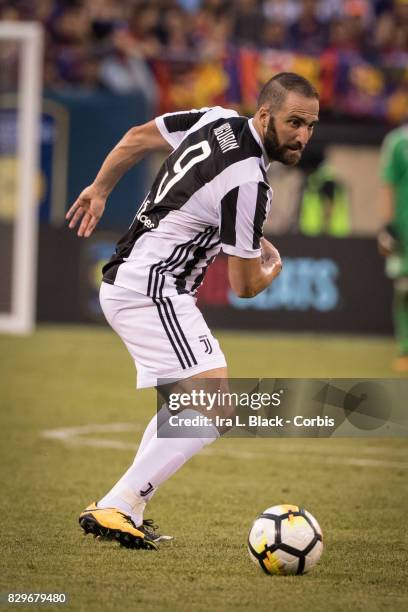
top-left (257, 72), bottom-right (319, 111)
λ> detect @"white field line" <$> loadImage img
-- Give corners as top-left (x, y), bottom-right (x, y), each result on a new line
top-left (327, 456), bottom-right (408, 469)
top-left (40, 423), bottom-right (408, 469)
top-left (203, 447), bottom-right (408, 469)
top-left (41, 423), bottom-right (142, 450)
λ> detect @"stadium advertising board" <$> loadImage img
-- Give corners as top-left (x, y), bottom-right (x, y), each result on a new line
top-left (36, 229), bottom-right (392, 335)
top-left (197, 235), bottom-right (393, 335)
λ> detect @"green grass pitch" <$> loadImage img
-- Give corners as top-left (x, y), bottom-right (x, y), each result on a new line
top-left (1, 327), bottom-right (407, 612)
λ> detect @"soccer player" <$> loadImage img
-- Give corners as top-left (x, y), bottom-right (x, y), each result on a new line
top-left (66, 72), bottom-right (319, 549)
top-left (378, 122), bottom-right (408, 372)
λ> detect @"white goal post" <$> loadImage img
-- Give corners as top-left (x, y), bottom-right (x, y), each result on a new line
top-left (0, 22), bottom-right (43, 334)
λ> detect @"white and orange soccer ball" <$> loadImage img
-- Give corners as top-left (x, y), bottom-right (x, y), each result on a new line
top-left (248, 504), bottom-right (323, 575)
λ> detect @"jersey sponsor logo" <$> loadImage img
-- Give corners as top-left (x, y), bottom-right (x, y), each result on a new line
top-left (136, 196), bottom-right (156, 229)
top-left (213, 122), bottom-right (239, 153)
top-left (199, 334), bottom-right (213, 354)
top-left (138, 213), bottom-right (156, 229)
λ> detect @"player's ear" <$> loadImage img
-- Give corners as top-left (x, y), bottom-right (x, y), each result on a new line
top-left (257, 105), bottom-right (270, 129)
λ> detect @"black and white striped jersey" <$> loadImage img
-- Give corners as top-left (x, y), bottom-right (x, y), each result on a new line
top-left (102, 106), bottom-right (272, 298)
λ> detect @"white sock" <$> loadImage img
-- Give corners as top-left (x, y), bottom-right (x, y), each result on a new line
top-left (125, 404), bottom-right (170, 509)
top-left (98, 409), bottom-right (218, 526)
top-left (98, 404), bottom-right (170, 523)
top-left (133, 403), bottom-right (170, 462)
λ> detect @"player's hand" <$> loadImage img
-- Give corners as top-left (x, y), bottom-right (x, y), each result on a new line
top-left (260, 237), bottom-right (282, 279)
top-left (377, 229), bottom-right (395, 257)
top-left (66, 184), bottom-right (106, 238)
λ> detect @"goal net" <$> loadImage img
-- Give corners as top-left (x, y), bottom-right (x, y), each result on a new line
top-left (0, 22), bottom-right (43, 334)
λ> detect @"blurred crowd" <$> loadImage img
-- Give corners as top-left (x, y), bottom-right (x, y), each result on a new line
top-left (0, 0), bottom-right (407, 93)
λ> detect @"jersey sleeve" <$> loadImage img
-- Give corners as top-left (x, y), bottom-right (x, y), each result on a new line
top-left (155, 108), bottom-right (211, 149)
top-left (219, 181), bottom-right (272, 259)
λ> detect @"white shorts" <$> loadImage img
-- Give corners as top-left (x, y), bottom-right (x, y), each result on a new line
top-left (99, 282), bottom-right (227, 389)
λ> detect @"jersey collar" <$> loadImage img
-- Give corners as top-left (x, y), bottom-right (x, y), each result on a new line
top-left (248, 118), bottom-right (270, 170)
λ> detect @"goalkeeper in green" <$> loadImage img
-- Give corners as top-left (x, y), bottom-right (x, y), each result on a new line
top-left (378, 123), bottom-right (408, 372)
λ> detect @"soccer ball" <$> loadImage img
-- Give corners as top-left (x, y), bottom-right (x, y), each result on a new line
top-left (248, 504), bottom-right (323, 575)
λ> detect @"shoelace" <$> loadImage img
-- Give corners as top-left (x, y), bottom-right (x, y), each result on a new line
top-left (116, 511), bottom-right (140, 530)
top-left (142, 519), bottom-right (159, 536)
top-left (117, 511), bottom-right (158, 537)
top-left (123, 515), bottom-right (137, 527)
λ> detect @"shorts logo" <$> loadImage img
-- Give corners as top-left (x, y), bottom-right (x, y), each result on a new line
top-left (140, 482), bottom-right (154, 497)
top-left (199, 334), bottom-right (213, 354)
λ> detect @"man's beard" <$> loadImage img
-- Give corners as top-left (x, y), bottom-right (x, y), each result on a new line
top-left (263, 117), bottom-right (302, 166)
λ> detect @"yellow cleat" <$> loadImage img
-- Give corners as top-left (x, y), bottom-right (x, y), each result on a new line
top-left (79, 502), bottom-right (158, 550)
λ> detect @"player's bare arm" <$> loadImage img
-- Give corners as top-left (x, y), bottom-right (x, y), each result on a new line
top-left (66, 120), bottom-right (172, 238)
top-left (228, 238), bottom-right (282, 298)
